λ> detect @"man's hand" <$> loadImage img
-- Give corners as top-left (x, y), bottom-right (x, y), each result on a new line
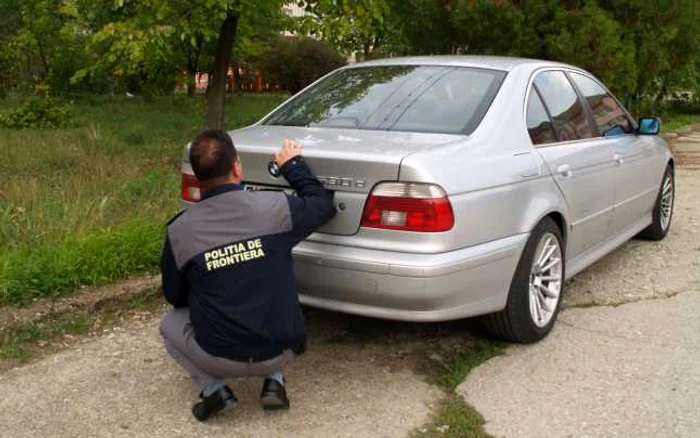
top-left (275, 139), bottom-right (302, 167)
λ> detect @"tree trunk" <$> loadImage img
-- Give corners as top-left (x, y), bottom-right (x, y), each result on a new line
top-left (36, 39), bottom-right (50, 83)
top-left (186, 56), bottom-right (199, 97)
top-left (363, 42), bottom-right (371, 60)
top-left (205, 12), bottom-right (239, 129)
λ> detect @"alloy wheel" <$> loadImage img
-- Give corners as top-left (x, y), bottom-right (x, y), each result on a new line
top-left (660, 172), bottom-right (674, 231)
top-left (528, 232), bottom-right (563, 328)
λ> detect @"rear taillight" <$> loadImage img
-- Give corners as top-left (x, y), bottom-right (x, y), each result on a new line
top-left (181, 173), bottom-right (201, 202)
top-left (361, 183), bottom-right (454, 232)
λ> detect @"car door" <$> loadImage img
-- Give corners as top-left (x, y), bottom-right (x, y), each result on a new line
top-left (528, 70), bottom-right (616, 260)
top-left (568, 72), bottom-right (660, 236)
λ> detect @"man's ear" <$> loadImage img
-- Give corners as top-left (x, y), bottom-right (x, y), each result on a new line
top-left (232, 158), bottom-right (242, 179)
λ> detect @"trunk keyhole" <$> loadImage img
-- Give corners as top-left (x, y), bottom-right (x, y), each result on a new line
top-left (338, 202), bottom-right (346, 211)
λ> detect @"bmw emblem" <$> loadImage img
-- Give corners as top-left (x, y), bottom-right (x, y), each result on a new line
top-left (268, 160), bottom-right (281, 178)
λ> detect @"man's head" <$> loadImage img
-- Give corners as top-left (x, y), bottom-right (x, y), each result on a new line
top-left (189, 130), bottom-right (242, 190)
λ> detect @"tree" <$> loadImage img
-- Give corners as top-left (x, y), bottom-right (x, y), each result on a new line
top-left (0, 0), bottom-right (89, 95)
top-left (72, 0), bottom-right (285, 128)
top-left (264, 37), bottom-right (346, 93)
top-left (297, 0), bottom-right (393, 60)
top-left (601, 0), bottom-right (700, 110)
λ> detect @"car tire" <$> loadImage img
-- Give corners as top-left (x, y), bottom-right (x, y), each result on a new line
top-left (637, 164), bottom-right (674, 241)
top-left (482, 217), bottom-right (565, 343)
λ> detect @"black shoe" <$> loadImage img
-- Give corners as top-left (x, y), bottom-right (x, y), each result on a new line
top-left (260, 378), bottom-right (290, 411)
top-left (192, 386), bottom-right (237, 422)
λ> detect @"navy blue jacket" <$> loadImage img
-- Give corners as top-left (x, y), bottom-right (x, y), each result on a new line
top-left (161, 157), bottom-right (335, 361)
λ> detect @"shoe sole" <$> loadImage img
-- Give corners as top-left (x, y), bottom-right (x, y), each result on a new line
top-left (260, 395), bottom-right (289, 411)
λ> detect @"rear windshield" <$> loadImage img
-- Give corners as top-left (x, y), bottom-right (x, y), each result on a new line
top-left (262, 66), bottom-right (505, 135)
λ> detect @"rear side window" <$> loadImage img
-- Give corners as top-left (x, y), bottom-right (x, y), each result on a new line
top-left (569, 72), bottom-right (633, 137)
top-left (534, 71), bottom-right (594, 141)
top-left (526, 89), bottom-right (557, 145)
top-left (263, 66), bottom-right (505, 135)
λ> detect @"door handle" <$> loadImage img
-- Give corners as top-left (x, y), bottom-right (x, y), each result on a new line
top-left (557, 164), bottom-right (572, 178)
top-left (614, 154), bottom-right (624, 166)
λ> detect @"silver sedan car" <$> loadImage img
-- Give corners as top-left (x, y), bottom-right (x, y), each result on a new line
top-left (180, 56), bottom-right (674, 342)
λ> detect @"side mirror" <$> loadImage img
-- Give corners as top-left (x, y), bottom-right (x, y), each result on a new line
top-left (637, 117), bottom-right (660, 135)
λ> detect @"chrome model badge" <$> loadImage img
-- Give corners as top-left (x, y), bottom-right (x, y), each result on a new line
top-left (267, 160), bottom-right (281, 178)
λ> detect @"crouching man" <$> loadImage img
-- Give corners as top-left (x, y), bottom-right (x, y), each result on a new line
top-left (160, 130), bottom-right (335, 421)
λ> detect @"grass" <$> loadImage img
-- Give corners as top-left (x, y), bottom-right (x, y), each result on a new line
top-left (413, 339), bottom-right (505, 438)
top-left (661, 113), bottom-right (700, 132)
top-left (0, 314), bottom-right (90, 360)
top-left (0, 220), bottom-right (162, 305)
top-left (0, 94), bottom-right (287, 305)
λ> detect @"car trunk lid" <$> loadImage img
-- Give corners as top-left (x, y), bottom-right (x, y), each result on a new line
top-left (184, 125), bottom-right (464, 235)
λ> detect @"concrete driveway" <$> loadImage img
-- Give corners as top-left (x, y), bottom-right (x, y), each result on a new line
top-left (459, 289), bottom-right (700, 437)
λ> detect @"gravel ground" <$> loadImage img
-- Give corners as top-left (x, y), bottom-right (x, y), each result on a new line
top-left (564, 168), bottom-right (700, 307)
top-left (0, 310), bottom-right (443, 438)
top-left (460, 129), bottom-right (700, 437)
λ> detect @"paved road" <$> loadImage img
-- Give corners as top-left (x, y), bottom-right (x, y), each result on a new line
top-left (460, 129), bottom-right (700, 437)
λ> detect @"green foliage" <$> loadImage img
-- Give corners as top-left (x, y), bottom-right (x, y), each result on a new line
top-left (521, 1), bottom-right (637, 95)
top-left (0, 220), bottom-right (163, 305)
top-left (264, 37), bottom-right (346, 93)
top-left (413, 394), bottom-right (491, 438)
top-left (0, 97), bottom-right (76, 129)
top-left (297, 0), bottom-right (392, 59)
top-left (71, 0), bottom-right (285, 94)
top-left (377, 0), bottom-right (700, 110)
top-left (0, 0), bottom-right (97, 95)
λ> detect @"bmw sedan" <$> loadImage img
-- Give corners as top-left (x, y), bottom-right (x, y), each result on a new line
top-left (180, 56), bottom-right (674, 342)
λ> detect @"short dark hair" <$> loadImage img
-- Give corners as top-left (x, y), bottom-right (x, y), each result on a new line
top-left (189, 130), bottom-right (238, 182)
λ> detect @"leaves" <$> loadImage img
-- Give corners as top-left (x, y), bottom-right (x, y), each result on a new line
top-left (298, 0), bottom-right (393, 59)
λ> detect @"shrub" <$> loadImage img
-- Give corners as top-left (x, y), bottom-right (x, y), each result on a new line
top-left (0, 97), bottom-right (76, 129)
top-left (264, 37), bottom-right (346, 94)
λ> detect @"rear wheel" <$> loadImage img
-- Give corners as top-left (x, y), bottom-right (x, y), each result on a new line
top-left (482, 217), bottom-right (564, 343)
top-left (637, 164), bottom-right (674, 241)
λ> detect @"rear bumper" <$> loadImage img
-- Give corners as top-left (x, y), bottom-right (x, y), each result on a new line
top-left (293, 233), bottom-right (528, 322)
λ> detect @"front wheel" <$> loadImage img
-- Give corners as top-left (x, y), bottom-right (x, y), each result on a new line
top-left (637, 164), bottom-right (674, 241)
top-left (482, 217), bottom-right (565, 343)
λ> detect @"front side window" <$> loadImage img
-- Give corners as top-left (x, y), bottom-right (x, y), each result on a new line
top-left (570, 72), bottom-right (633, 137)
top-left (263, 66), bottom-right (505, 135)
top-left (534, 71), bottom-right (594, 141)
top-left (526, 89), bottom-right (557, 145)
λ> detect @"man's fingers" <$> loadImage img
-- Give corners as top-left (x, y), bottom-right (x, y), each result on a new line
top-left (274, 140), bottom-right (303, 167)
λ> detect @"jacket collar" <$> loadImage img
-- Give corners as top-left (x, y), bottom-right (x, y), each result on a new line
top-left (201, 183), bottom-right (245, 201)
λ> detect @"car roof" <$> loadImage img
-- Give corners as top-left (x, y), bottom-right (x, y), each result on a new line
top-left (348, 55), bottom-right (575, 73)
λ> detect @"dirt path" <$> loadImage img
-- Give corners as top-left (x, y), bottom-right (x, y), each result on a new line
top-left (460, 128), bottom-right (700, 437)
